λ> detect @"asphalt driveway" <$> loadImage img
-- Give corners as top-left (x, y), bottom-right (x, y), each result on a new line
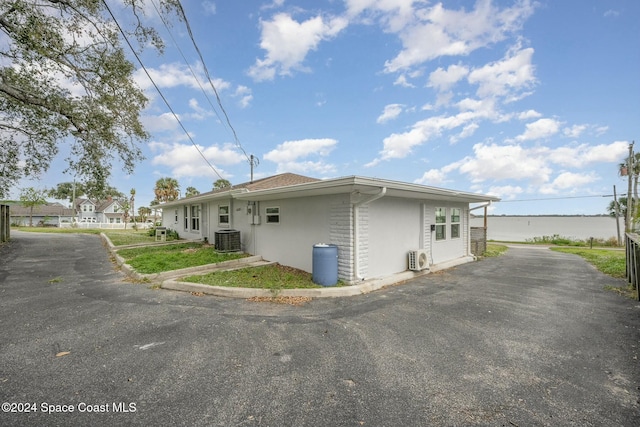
top-left (1, 231), bottom-right (639, 426)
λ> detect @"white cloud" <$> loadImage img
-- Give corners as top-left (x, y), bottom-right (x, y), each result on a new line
top-left (450, 122), bottom-right (479, 144)
top-left (150, 142), bottom-right (245, 178)
top-left (369, 99), bottom-right (500, 164)
top-left (539, 172), bottom-right (598, 194)
top-left (515, 118), bottom-right (562, 141)
top-left (381, 0), bottom-right (536, 72)
top-left (467, 44), bottom-right (536, 99)
top-left (376, 104), bottom-right (404, 123)
top-left (263, 138), bottom-right (338, 174)
top-left (487, 185), bottom-right (523, 200)
top-left (271, 160), bottom-right (337, 175)
top-left (233, 86), bottom-right (253, 108)
top-left (518, 109), bottom-right (542, 120)
top-left (247, 13), bottom-right (348, 81)
top-left (393, 74), bottom-right (415, 88)
top-left (414, 168), bottom-right (449, 186)
top-left (563, 124), bottom-right (588, 138)
top-left (427, 63), bottom-right (469, 92)
top-left (416, 140), bottom-right (628, 195)
top-left (142, 113), bottom-right (180, 132)
top-left (458, 143), bottom-right (553, 184)
top-left (550, 141), bottom-right (629, 166)
top-left (134, 62), bottom-right (231, 93)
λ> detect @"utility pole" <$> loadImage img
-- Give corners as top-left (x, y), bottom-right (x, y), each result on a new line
top-left (626, 142), bottom-right (634, 232)
top-left (614, 185), bottom-right (621, 245)
top-left (249, 155), bottom-right (259, 183)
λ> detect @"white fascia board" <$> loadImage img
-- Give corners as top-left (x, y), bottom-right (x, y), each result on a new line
top-left (233, 175), bottom-right (500, 203)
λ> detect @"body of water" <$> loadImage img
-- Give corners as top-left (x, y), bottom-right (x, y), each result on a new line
top-left (470, 216), bottom-right (624, 242)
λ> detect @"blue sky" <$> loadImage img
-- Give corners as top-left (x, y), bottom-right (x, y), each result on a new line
top-left (15, 0), bottom-right (640, 215)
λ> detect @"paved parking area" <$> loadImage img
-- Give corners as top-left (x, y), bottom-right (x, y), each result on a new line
top-left (1, 231), bottom-right (639, 426)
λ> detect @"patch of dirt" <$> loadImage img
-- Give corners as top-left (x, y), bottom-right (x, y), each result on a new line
top-left (182, 248), bottom-right (199, 253)
top-left (247, 296), bottom-right (312, 306)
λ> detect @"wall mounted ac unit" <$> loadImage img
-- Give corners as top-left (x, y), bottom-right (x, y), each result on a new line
top-left (408, 249), bottom-right (429, 271)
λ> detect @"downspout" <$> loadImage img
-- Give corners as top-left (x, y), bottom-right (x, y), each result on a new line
top-left (352, 187), bottom-right (387, 281)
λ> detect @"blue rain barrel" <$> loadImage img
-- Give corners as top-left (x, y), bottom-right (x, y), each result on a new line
top-left (312, 244), bottom-right (338, 286)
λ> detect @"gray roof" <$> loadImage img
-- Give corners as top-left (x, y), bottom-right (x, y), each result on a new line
top-left (160, 173), bottom-right (500, 207)
top-left (10, 204), bottom-right (75, 216)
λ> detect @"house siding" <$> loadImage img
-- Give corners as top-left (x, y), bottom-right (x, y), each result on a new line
top-left (159, 174), bottom-right (497, 283)
top-left (251, 195), bottom-right (338, 274)
top-left (330, 199), bottom-right (353, 282)
top-left (366, 197), bottom-right (421, 279)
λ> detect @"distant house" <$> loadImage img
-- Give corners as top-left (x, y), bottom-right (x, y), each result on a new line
top-left (160, 173), bottom-right (499, 284)
top-left (10, 203), bottom-right (75, 226)
top-left (74, 197), bottom-right (124, 224)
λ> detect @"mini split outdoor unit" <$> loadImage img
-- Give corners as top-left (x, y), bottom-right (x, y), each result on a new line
top-left (408, 249), bottom-right (429, 271)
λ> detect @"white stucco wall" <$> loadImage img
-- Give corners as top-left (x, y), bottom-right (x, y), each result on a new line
top-left (247, 195), bottom-right (340, 273)
top-left (366, 197), bottom-right (422, 279)
top-left (162, 193), bottom-right (473, 282)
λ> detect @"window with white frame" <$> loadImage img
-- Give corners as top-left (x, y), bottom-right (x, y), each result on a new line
top-left (190, 205), bottom-right (200, 231)
top-left (218, 205), bottom-right (229, 226)
top-left (175, 209), bottom-right (178, 223)
top-left (184, 206), bottom-right (189, 230)
top-left (435, 207), bottom-right (446, 241)
top-left (266, 207), bottom-right (280, 224)
top-left (451, 208), bottom-right (461, 239)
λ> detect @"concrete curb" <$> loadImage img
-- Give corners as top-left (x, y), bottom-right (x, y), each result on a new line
top-left (100, 233), bottom-right (475, 298)
top-left (161, 256), bottom-right (476, 299)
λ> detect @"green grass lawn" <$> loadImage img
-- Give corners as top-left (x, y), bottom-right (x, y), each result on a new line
top-left (551, 247), bottom-right (626, 278)
top-left (14, 226), bottom-right (101, 235)
top-left (102, 230), bottom-right (158, 246)
top-left (484, 243), bottom-right (508, 257)
top-left (182, 264), bottom-right (323, 289)
top-left (116, 242), bottom-right (247, 274)
top-left (13, 226), bottom-right (169, 246)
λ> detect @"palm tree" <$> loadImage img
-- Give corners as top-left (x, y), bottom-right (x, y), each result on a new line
top-left (619, 152), bottom-right (640, 231)
top-left (154, 177), bottom-right (180, 203)
top-left (138, 206), bottom-right (151, 223)
top-left (185, 186), bottom-right (200, 197)
top-left (130, 188), bottom-right (136, 225)
top-left (213, 179), bottom-right (231, 190)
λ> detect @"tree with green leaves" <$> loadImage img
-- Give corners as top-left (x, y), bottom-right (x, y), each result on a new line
top-left (213, 179), bottom-right (232, 190)
top-left (118, 197), bottom-right (131, 229)
top-left (130, 188), bottom-right (136, 226)
top-left (154, 178), bottom-right (180, 203)
top-left (138, 206), bottom-right (151, 223)
top-left (0, 0), bottom-right (182, 198)
top-left (48, 182), bottom-right (86, 205)
top-left (19, 187), bottom-right (47, 227)
top-left (185, 186), bottom-right (200, 197)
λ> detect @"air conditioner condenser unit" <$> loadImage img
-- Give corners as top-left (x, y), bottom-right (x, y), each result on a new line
top-left (408, 249), bottom-right (429, 271)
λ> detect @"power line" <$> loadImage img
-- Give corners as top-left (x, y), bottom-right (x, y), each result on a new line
top-left (498, 194), bottom-right (614, 203)
top-left (101, 0), bottom-right (226, 182)
top-left (172, 0), bottom-right (251, 163)
top-left (149, 0), bottom-right (229, 141)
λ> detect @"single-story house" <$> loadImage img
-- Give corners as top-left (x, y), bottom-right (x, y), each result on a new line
top-left (160, 173), bottom-right (500, 284)
top-left (10, 203), bottom-right (76, 226)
